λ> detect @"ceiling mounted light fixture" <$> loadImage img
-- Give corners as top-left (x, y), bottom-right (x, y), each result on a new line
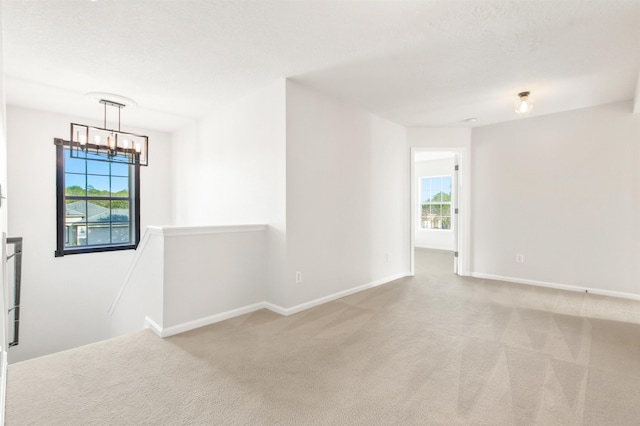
top-left (70, 96), bottom-right (148, 166)
top-left (515, 91), bottom-right (534, 114)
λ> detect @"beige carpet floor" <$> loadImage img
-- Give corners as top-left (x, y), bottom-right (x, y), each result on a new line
top-left (6, 249), bottom-right (640, 425)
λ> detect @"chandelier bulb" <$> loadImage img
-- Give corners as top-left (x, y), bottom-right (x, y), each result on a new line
top-left (108, 135), bottom-right (117, 150)
top-left (515, 91), bottom-right (533, 114)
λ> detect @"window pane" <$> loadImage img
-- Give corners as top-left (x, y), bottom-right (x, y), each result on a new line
top-left (87, 223), bottom-right (110, 245)
top-left (424, 215), bottom-right (434, 229)
top-left (87, 175), bottom-right (110, 196)
top-left (111, 200), bottom-right (130, 222)
top-left (86, 201), bottom-right (110, 222)
top-left (66, 224), bottom-right (87, 247)
top-left (442, 204), bottom-right (451, 216)
top-left (65, 173), bottom-right (86, 196)
top-left (86, 154), bottom-right (110, 175)
top-left (112, 198), bottom-right (131, 244)
top-left (431, 177), bottom-right (442, 192)
top-left (112, 224), bottom-right (130, 244)
top-left (420, 178), bottom-right (430, 203)
top-left (66, 200), bottom-right (86, 221)
top-left (421, 203), bottom-right (428, 229)
top-left (111, 162), bottom-right (129, 177)
top-left (111, 177), bottom-right (129, 197)
top-left (65, 150), bottom-right (86, 174)
top-left (442, 217), bottom-right (452, 230)
top-left (65, 200), bottom-right (87, 248)
top-left (432, 192), bottom-right (442, 202)
top-left (442, 176), bottom-right (452, 193)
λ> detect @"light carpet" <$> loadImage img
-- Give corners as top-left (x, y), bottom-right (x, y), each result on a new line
top-left (6, 249), bottom-right (640, 425)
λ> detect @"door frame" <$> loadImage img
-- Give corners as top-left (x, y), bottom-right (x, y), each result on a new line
top-left (409, 146), bottom-right (471, 276)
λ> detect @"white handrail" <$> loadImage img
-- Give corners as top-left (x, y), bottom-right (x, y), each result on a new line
top-left (107, 228), bottom-right (156, 315)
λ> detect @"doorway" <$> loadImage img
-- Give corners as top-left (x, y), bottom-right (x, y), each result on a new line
top-left (410, 147), bottom-right (470, 277)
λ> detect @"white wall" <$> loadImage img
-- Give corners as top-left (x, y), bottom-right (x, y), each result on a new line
top-left (0, 7), bottom-right (9, 417)
top-left (408, 128), bottom-right (471, 150)
top-left (471, 101), bottom-right (640, 295)
top-left (171, 80), bottom-right (287, 306)
top-left (163, 228), bottom-right (266, 328)
top-left (172, 80), bottom-right (410, 310)
top-left (6, 105), bottom-right (173, 362)
top-left (0, 11), bottom-right (7, 237)
top-left (415, 157), bottom-right (456, 250)
top-left (285, 81), bottom-right (410, 307)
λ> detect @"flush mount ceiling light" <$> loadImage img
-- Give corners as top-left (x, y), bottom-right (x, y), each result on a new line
top-left (85, 92), bottom-right (137, 108)
top-left (515, 91), bottom-right (534, 114)
top-left (70, 95), bottom-right (148, 166)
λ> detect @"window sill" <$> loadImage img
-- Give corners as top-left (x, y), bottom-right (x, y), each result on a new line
top-left (55, 243), bottom-right (138, 257)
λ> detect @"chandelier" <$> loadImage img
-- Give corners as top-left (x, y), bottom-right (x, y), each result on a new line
top-left (70, 96), bottom-right (149, 166)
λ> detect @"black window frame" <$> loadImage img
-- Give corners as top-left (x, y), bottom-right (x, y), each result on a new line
top-left (55, 138), bottom-right (141, 257)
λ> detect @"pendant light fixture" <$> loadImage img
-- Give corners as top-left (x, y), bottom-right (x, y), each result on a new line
top-left (70, 95), bottom-right (149, 166)
top-left (515, 91), bottom-right (534, 114)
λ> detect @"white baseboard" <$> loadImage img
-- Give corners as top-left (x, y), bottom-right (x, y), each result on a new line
top-left (143, 316), bottom-right (164, 337)
top-left (146, 302), bottom-right (266, 338)
top-left (145, 272), bottom-right (411, 338)
top-left (471, 272), bottom-right (640, 302)
top-left (265, 272), bottom-right (411, 317)
top-left (415, 246), bottom-right (454, 252)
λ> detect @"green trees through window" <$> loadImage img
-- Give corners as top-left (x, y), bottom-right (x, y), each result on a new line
top-left (420, 175), bottom-right (452, 230)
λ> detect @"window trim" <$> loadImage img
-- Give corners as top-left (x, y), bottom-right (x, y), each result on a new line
top-left (54, 138), bottom-right (141, 257)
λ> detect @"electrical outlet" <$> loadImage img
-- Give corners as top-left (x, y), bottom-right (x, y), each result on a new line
top-left (515, 254), bottom-right (524, 263)
top-left (295, 271), bottom-right (302, 283)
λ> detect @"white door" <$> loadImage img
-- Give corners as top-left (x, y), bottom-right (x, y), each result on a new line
top-left (452, 156), bottom-right (459, 274)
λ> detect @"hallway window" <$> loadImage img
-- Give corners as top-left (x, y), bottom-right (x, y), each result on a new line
top-left (420, 175), bottom-right (451, 230)
top-left (55, 138), bottom-right (140, 256)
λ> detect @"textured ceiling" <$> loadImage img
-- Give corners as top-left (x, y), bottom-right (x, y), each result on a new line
top-left (2, 0), bottom-right (639, 132)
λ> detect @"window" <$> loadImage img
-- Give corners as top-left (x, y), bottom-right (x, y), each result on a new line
top-left (420, 175), bottom-right (452, 230)
top-left (55, 138), bottom-right (140, 256)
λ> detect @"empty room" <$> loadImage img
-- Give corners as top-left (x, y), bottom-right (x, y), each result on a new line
top-left (0, 0), bottom-right (639, 424)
